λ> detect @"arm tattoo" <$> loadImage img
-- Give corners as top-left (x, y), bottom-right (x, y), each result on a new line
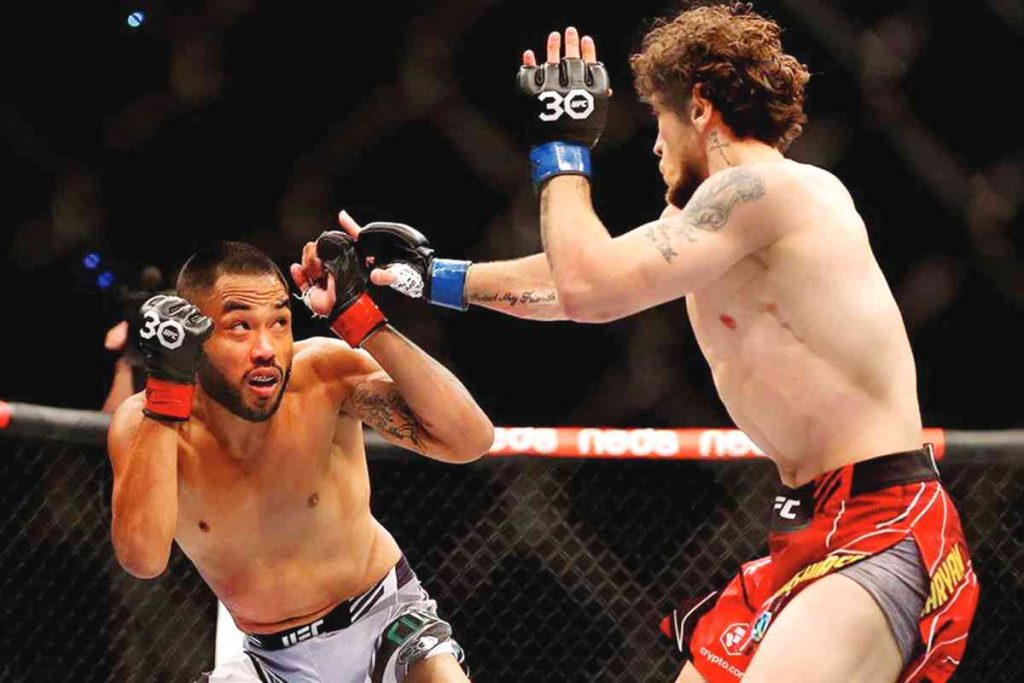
top-left (468, 290), bottom-right (559, 308)
top-left (644, 223), bottom-right (679, 263)
top-left (680, 167), bottom-right (764, 233)
top-left (349, 382), bottom-right (425, 449)
top-left (520, 290), bottom-right (558, 305)
top-left (647, 167), bottom-right (765, 263)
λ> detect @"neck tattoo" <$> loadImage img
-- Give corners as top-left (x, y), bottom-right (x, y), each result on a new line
top-left (708, 131), bottom-right (732, 164)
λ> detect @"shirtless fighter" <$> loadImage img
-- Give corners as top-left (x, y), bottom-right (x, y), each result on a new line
top-left (338, 4), bottom-right (978, 682)
top-left (108, 235), bottom-right (492, 682)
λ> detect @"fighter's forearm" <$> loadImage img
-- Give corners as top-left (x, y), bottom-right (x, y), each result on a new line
top-left (464, 256), bottom-right (567, 321)
top-left (539, 176), bottom-right (615, 313)
top-left (110, 418), bottom-right (179, 578)
top-left (359, 328), bottom-right (493, 462)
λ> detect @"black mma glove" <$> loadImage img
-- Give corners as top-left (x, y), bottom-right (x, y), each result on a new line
top-left (137, 295), bottom-right (212, 421)
top-left (310, 231), bottom-right (389, 346)
top-left (356, 222), bottom-right (472, 311)
top-left (516, 56), bottom-right (610, 189)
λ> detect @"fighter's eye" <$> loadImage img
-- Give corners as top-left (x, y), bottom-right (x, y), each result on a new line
top-left (275, 317), bottom-right (288, 328)
top-left (230, 321), bottom-right (250, 331)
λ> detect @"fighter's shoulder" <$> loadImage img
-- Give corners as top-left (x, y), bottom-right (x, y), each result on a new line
top-left (740, 161), bottom-right (856, 231)
top-left (294, 337), bottom-right (381, 385)
top-left (765, 160), bottom-right (853, 206)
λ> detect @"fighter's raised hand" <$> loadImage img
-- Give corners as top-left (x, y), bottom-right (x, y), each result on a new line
top-left (521, 26), bottom-right (599, 68)
top-left (517, 27), bottom-right (611, 189)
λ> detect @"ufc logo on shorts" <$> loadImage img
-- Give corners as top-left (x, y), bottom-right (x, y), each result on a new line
top-left (537, 90), bottom-right (595, 121)
top-left (139, 311), bottom-right (185, 350)
top-left (281, 618), bottom-right (325, 647)
top-left (773, 496), bottom-right (801, 520)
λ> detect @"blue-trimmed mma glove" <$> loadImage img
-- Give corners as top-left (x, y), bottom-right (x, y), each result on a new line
top-left (516, 55), bottom-right (610, 190)
top-left (355, 222), bottom-right (471, 312)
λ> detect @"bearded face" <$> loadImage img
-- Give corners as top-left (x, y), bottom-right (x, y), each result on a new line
top-left (652, 99), bottom-right (709, 208)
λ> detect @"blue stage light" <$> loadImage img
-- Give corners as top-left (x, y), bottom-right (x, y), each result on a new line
top-left (97, 271), bottom-right (115, 290)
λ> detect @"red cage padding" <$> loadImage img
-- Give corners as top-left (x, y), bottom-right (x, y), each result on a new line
top-left (488, 427), bottom-right (946, 461)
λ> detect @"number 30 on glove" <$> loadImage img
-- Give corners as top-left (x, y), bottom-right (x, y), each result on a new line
top-left (137, 295), bottom-right (213, 422)
top-left (517, 56), bottom-right (610, 189)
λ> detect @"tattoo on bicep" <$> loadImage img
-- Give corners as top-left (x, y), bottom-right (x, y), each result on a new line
top-left (350, 383), bottom-right (425, 449)
top-left (645, 167), bottom-right (764, 264)
top-left (644, 223), bottom-right (679, 264)
top-left (679, 167), bottom-right (765, 234)
top-left (468, 291), bottom-right (559, 308)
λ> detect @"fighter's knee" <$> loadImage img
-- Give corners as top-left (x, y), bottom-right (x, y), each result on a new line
top-left (371, 605), bottom-right (466, 683)
top-left (405, 653), bottom-right (470, 683)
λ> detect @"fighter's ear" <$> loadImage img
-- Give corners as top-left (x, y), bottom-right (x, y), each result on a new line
top-left (689, 83), bottom-right (714, 131)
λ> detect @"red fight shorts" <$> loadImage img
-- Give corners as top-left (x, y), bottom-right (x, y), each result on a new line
top-left (661, 447), bottom-right (979, 682)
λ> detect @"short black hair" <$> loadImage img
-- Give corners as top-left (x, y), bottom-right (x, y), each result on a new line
top-left (176, 241), bottom-right (289, 303)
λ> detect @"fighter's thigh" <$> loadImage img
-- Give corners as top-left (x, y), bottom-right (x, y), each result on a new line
top-left (673, 661), bottom-right (709, 683)
top-left (743, 573), bottom-right (903, 683)
top-left (406, 653), bottom-right (470, 683)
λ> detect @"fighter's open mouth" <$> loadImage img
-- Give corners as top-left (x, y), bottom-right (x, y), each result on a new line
top-left (247, 372), bottom-right (279, 388)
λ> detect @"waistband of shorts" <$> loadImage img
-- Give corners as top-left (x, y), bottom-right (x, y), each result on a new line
top-left (773, 446), bottom-right (939, 521)
top-left (244, 555), bottom-right (414, 651)
top-left (804, 445), bottom-right (939, 504)
top-left (847, 445), bottom-right (939, 497)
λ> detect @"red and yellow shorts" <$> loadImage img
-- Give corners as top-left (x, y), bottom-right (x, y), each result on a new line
top-left (661, 447), bottom-right (979, 682)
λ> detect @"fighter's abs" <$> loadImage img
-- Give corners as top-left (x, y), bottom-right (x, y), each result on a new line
top-left (686, 255), bottom-right (920, 472)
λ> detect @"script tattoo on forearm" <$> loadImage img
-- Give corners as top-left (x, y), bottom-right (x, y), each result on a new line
top-left (468, 291), bottom-right (559, 308)
top-left (648, 167), bottom-right (765, 263)
top-left (349, 383), bottom-right (425, 449)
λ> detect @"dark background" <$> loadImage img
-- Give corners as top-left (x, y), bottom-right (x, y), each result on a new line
top-left (2, 0), bottom-right (1022, 430)
top-left (1, 2), bottom-right (1023, 682)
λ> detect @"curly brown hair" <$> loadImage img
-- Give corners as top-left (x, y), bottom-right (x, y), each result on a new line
top-left (630, 2), bottom-right (810, 150)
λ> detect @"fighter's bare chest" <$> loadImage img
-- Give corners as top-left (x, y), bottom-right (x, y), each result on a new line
top-left (686, 256), bottom-right (773, 356)
top-left (174, 413), bottom-right (345, 542)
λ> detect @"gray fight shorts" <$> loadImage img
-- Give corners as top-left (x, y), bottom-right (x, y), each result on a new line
top-left (196, 556), bottom-right (462, 683)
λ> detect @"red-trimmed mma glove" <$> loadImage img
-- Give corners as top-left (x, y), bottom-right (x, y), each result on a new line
top-left (137, 295), bottom-right (212, 422)
top-left (313, 231), bottom-right (388, 347)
